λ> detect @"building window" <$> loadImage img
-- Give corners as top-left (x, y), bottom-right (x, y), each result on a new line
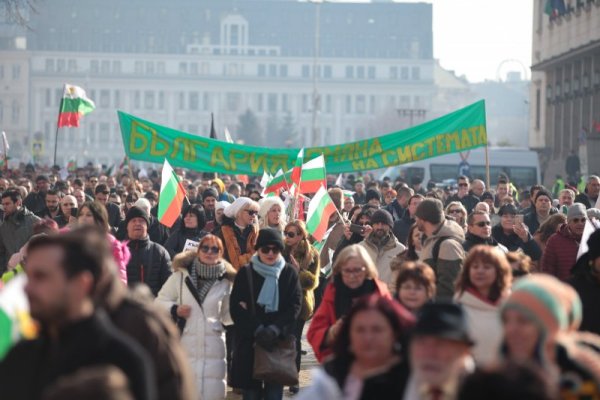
top-left (114, 90), bottom-right (120, 108)
top-left (56, 59), bottom-right (65, 72)
top-left (189, 92), bottom-right (199, 110)
top-left (302, 65), bottom-right (310, 78)
top-left (368, 66), bottom-right (375, 79)
top-left (345, 95), bottom-right (352, 113)
top-left (400, 95), bottom-right (410, 107)
top-left (158, 91), bottom-right (165, 109)
top-left (203, 93), bottom-right (210, 110)
top-left (134, 61), bottom-right (143, 74)
top-left (281, 94), bottom-right (288, 112)
top-left (370, 95), bottom-right (375, 114)
top-left (356, 95), bottom-right (365, 113)
top-left (144, 91), bottom-right (155, 109)
top-left (390, 66), bottom-right (397, 79)
top-left (157, 62), bottom-right (165, 74)
top-left (113, 60), bottom-right (121, 73)
top-left (91, 60), bottom-right (99, 73)
top-left (345, 66), bottom-right (354, 79)
top-left (268, 93), bottom-right (277, 112)
top-left (411, 66), bottom-right (420, 80)
top-left (400, 66), bottom-right (409, 80)
top-left (226, 93), bottom-right (240, 112)
top-left (279, 65), bottom-right (288, 77)
top-left (258, 64), bottom-right (266, 77)
top-left (257, 94), bottom-right (264, 112)
top-left (45, 89), bottom-right (51, 107)
top-left (145, 61), bottom-right (154, 74)
top-left (325, 95), bottom-right (332, 113)
top-left (179, 62), bottom-right (188, 74)
top-left (11, 100), bottom-right (19, 123)
top-left (178, 92), bottom-right (185, 109)
top-left (190, 63), bottom-right (198, 75)
top-left (11, 65), bottom-right (20, 80)
top-left (45, 59), bottom-right (54, 72)
top-left (134, 91), bottom-right (141, 109)
top-left (100, 90), bottom-right (110, 108)
top-left (101, 60), bottom-right (110, 73)
top-left (68, 59), bottom-right (77, 72)
top-left (302, 94), bottom-right (309, 113)
top-left (269, 64), bottom-right (277, 77)
top-left (357, 66), bottom-right (365, 79)
top-left (324, 65), bottom-right (332, 79)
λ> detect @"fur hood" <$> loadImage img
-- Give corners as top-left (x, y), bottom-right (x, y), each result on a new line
top-left (172, 250), bottom-right (237, 282)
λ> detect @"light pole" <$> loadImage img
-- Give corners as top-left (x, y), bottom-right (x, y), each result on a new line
top-left (311, 0), bottom-right (322, 147)
top-left (396, 108), bottom-right (427, 127)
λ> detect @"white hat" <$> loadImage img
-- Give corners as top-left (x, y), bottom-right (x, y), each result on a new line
top-left (216, 200), bottom-right (231, 212)
top-left (224, 197), bottom-right (256, 218)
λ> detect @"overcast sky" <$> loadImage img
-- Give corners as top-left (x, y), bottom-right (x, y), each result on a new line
top-left (330, 0), bottom-right (534, 83)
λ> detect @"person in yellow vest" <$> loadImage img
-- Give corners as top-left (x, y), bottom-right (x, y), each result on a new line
top-left (553, 175), bottom-right (566, 198)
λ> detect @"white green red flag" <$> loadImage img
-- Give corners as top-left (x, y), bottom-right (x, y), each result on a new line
top-left (0, 274), bottom-right (37, 360)
top-left (306, 185), bottom-right (338, 242)
top-left (263, 169), bottom-right (291, 195)
top-left (158, 159), bottom-right (186, 228)
top-left (291, 148), bottom-right (304, 186)
top-left (57, 84), bottom-right (95, 127)
top-left (297, 154), bottom-right (327, 194)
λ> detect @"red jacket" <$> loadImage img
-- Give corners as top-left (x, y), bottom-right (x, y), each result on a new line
top-left (307, 278), bottom-right (390, 363)
top-left (540, 224), bottom-right (581, 282)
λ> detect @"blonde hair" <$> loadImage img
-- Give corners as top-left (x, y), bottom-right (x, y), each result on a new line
top-left (332, 244), bottom-right (378, 280)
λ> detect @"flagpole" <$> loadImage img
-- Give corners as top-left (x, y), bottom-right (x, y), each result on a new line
top-left (53, 84), bottom-right (66, 167)
top-left (484, 141), bottom-right (490, 189)
top-left (1, 131), bottom-right (8, 173)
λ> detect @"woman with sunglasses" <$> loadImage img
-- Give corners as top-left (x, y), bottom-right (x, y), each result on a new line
top-left (307, 245), bottom-right (391, 363)
top-left (156, 234), bottom-right (236, 400)
top-left (164, 204), bottom-right (208, 258)
top-left (445, 201), bottom-right (468, 232)
top-left (230, 228), bottom-right (302, 400)
top-left (217, 197), bottom-right (260, 271)
top-left (258, 197), bottom-right (286, 232)
top-left (454, 245), bottom-right (512, 366)
top-left (282, 220), bottom-right (320, 394)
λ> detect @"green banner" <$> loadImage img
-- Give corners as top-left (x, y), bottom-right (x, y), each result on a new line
top-left (118, 100), bottom-right (487, 175)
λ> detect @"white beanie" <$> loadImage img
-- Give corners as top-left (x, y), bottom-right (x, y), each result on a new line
top-left (224, 197), bottom-right (256, 219)
top-left (216, 201), bottom-right (231, 212)
top-left (258, 196), bottom-right (286, 220)
top-left (134, 198), bottom-right (152, 214)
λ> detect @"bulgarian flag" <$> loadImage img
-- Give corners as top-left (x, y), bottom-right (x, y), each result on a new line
top-left (291, 148), bottom-right (304, 186)
top-left (57, 84), bottom-right (95, 128)
top-left (67, 158), bottom-right (77, 172)
top-left (0, 274), bottom-right (37, 360)
top-left (306, 185), bottom-right (338, 242)
top-left (263, 169), bottom-right (292, 195)
top-left (297, 154), bottom-right (327, 194)
top-left (158, 159), bottom-right (186, 228)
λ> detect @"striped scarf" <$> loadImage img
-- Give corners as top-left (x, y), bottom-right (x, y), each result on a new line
top-left (189, 259), bottom-right (226, 304)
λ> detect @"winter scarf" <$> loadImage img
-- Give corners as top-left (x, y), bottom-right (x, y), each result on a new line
top-left (333, 274), bottom-right (376, 318)
top-left (251, 254), bottom-right (286, 313)
top-left (189, 259), bottom-right (226, 304)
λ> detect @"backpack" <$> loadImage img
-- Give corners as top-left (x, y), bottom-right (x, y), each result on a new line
top-left (431, 236), bottom-right (463, 266)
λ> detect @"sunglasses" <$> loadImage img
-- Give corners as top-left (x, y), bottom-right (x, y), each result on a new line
top-left (200, 245), bottom-right (220, 254)
top-left (474, 221), bottom-right (491, 227)
top-left (245, 209), bottom-right (258, 216)
top-left (448, 209), bottom-right (462, 214)
top-left (284, 231), bottom-right (298, 238)
top-left (571, 217), bottom-right (587, 224)
top-left (458, 183), bottom-right (469, 187)
top-left (259, 246), bottom-right (280, 255)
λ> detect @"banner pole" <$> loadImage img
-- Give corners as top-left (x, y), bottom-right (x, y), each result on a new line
top-left (485, 141), bottom-right (490, 189)
top-left (53, 84), bottom-right (66, 167)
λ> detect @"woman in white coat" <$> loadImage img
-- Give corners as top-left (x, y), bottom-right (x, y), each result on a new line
top-left (156, 234), bottom-right (236, 400)
top-left (454, 245), bottom-right (512, 366)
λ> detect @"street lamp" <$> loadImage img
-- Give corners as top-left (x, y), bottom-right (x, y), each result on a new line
top-left (311, 0), bottom-right (322, 147)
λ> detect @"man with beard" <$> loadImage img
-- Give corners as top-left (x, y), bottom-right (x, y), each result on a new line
top-left (37, 189), bottom-right (63, 219)
top-left (23, 175), bottom-right (51, 215)
top-left (202, 188), bottom-right (218, 232)
top-left (358, 209), bottom-right (406, 290)
top-left (540, 203), bottom-right (587, 281)
top-left (524, 190), bottom-right (556, 234)
top-left (0, 229), bottom-right (156, 400)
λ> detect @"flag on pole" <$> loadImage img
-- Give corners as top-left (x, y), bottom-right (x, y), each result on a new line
top-left (224, 127), bottom-right (234, 143)
top-left (260, 171), bottom-right (272, 190)
top-left (1, 132), bottom-right (9, 155)
top-left (298, 154), bottom-right (327, 194)
top-left (0, 274), bottom-right (37, 360)
top-left (209, 113), bottom-right (217, 140)
top-left (158, 159), bottom-right (186, 228)
top-left (291, 148), bottom-right (304, 186)
top-left (335, 173), bottom-right (343, 187)
top-left (67, 158), bottom-right (77, 172)
top-left (306, 186), bottom-right (338, 242)
top-left (263, 169), bottom-right (292, 195)
top-left (577, 197), bottom-right (600, 259)
top-left (342, 190), bottom-right (355, 198)
top-left (57, 84), bottom-right (95, 127)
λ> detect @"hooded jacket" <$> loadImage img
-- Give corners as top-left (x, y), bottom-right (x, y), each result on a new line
top-left (125, 237), bottom-right (172, 296)
top-left (540, 224), bottom-right (581, 282)
top-left (0, 207), bottom-right (41, 273)
top-left (419, 219), bottom-right (465, 300)
top-left (155, 251), bottom-right (235, 400)
top-left (359, 233), bottom-right (406, 291)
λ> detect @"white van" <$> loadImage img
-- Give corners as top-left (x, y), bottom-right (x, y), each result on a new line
top-left (379, 147), bottom-right (540, 189)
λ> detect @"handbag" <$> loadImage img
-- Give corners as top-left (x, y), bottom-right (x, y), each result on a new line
top-left (245, 264), bottom-right (299, 386)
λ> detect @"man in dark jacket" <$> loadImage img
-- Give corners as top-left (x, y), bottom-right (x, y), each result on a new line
top-left (569, 229), bottom-right (600, 336)
top-left (523, 190), bottom-right (556, 234)
top-left (463, 211), bottom-right (508, 253)
top-left (392, 194), bottom-right (423, 245)
top-left (23, 174), bottom-right (50, 215)
top-left (575, 175), bottom-right (600, 209)
top-left (386, 186), bottom-right (413, 221)
top-left (445, 175), bottom-right (480, 214)
top-left (95, 183), bottom-right (122, 230)
top-left (124, 206), bottom-right (172, 296)
top-left (0, 189), bottom-right (41, 273)
top-left (491, 204), bottom-right (542, 261)
top-left (36, 188), bottom-right (63, 220)
top-left (0, 229), bottom-right (156, 400)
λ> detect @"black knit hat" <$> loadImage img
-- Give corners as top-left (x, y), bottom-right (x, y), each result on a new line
top-left (254, 228), bottom-right (285, 252)
top-left (202, 188), bottom-right (219, 201)
top-left (413, 302), bottom-right (475, 345)
top-left (480, 191), bottom-right (494, 202)
top-left (370, 209), bottom-right (394, 228)
top-left (535, 189), bottom-right (552, 203)
top-left (365, 189), bottom-right (381, 204)
top-left (125, 206), bottom-right (150, 227)
top-left (498, 204), bottom-right (518, 216)
top-left (415, 198), bottom-right (444, 224)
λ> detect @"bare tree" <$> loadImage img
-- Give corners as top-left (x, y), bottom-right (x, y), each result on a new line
top-left (0, 0), bottom-right (39, 28)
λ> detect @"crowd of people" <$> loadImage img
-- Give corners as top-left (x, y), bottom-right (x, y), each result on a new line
top-left (0, 163), bottom-right (599, 399)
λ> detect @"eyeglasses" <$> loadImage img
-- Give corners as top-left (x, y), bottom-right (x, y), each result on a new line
top-left (474, 221), bottom-right (491, 227)
top-left (458, 183), bottom-right (469, 187)
top-left (62, 202), bottom-right (76, 206)
top-left (259, 246), bottom-right (280, 255)
top-left (245, 209), bottom-right (258, 216)
top-left (571, 217), bottom-right (587, 224)
top-left (448, 209), bottom-right (462, 214)
top-left (284, 231), bottom-right (297, 238)
top-left (341, 267), bottom-right (366, 276)
top-left (200, 245), bottom-right (220, 254)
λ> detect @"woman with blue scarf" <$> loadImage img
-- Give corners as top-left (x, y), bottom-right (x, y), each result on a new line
top-left (230, 228), bottom-right (302, 400)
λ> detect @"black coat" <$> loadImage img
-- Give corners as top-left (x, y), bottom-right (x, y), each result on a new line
top-left (229, 262), bottom-right (302, 389)
top-left (116, 216), bottom-right (169, 245)
top-left (126, 237), bottom-right (172, 296)
top-left (105, 202), bottom-right (123, 230)
top-left (462, 232), bottom-right (503, 253)
top-left (446, 193), bottom-right (480, 214)
top-left (23, 191), bottom-right (46, 215)
top-left (323, 357), bottom-right (410, 399)
top-left (491, 225), bottom-right (542, 261)
top-left (575, 193), bottom-right (596, 209)
top-left (392, 212), bottom-right (414, 245)
top-left (0, 311), bottom-right (156, 400)
top-left (163, 228), bottom-right (207, 258)
top-left (569, 261), bottom-right (600, 336)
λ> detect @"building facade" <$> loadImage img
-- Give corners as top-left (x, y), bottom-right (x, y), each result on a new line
top-left (530, 0), bottom-right (600, 185)
top-left (0, 0), bottom-right (436, 167)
